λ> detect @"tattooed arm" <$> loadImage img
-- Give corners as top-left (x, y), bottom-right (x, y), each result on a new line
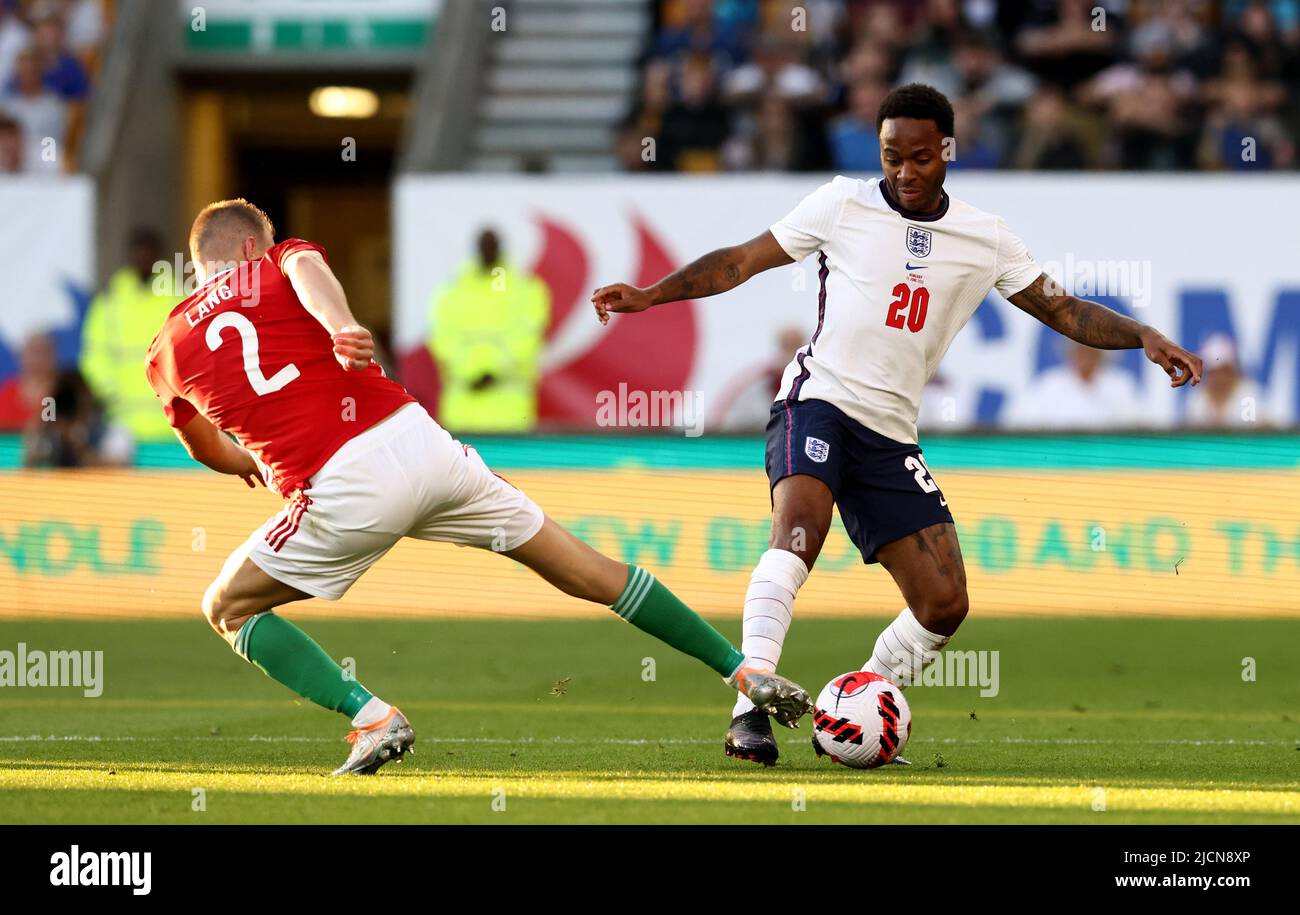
top-left (1008, 273), bottom-right (1203, 387)
top-left (591, 231), bottom-right (793, 323)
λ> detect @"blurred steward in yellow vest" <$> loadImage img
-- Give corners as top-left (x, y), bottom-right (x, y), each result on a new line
top-left (80, 228), bottom-right (183, 444)
top-left (427, 229), bottom-right (550, 433)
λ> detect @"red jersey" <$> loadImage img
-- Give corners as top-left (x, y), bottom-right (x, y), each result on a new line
top-left (145, 238), bottom-right (414, 497)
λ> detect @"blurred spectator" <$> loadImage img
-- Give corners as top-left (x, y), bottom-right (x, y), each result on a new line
top-left (79, 227), bottom-right (182, 445)
top-left (1228, 0), bottom-right (1294, 81)
top-left (1184, 333), bottom-right (1269, 428)
top-left (895, 0), bottom-right (969, 97)
top-left (426, 229), bottom-right (550, 433)
top-left (0, 1), bottom-right (29, 88)
top-left (949, 96), bottom-right (1001, 169)
top-left (23, 367), bottom-right (132, 467)
top-left (721, 32), bottom-right (825, 109)
top-left (25, 4), bottom-right (89, 102)
top-left (1197, 41), bottom-right (1293, 169)
top-left (0, 110), bottom-right (20, 170)
top-left (1010, 85), bottom-right (1090, 169)
top-left (827, 79), bottom-right (887, 171)
top-left (724, 93), bottom-right (809, 170)
top-left (618, 59), bottom-right (673, 171)
top-left (0, 48), bottom-right (65, 173)
top-left (710, 325), bottom-right (808, 431)
top-left (63, 0), bottom-right (106, 64)
top-left (1005, 340), bottom-right (1140, 430)
top-left (720, 33), bottom-right (829, 170)
top-left (1198, 79), bottom-right (1295, 169)
top-left (659, 51), bottom-right (731, 171)
top-left (839, 40), bottom-right (896, 88)
top-left (654, 0), bottom-right (748, 68)
top-left (1015, 0), bottom-right (1117, 90)
top-left (1225, 0), bottom-right (1300, 44)
top-left (949, 32), bottom-right (1037, 145)
top-left (0, 331), bottom-right (56, 431)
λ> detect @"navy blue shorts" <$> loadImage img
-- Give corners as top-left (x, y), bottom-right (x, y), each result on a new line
top-left (765, 398), bottom-right (954, 564)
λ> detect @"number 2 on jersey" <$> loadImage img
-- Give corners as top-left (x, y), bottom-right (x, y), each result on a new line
top-left (206, 312), bottom-right (300, 396)
top-left (886, 283), bottom-right (929, 332)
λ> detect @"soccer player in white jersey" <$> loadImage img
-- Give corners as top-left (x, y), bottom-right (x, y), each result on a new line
top-left (591, 84), bottom-right (1202, 766)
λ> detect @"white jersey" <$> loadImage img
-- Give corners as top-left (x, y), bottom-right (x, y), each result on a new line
top-left (769, 175), bottom-right (1041, 444)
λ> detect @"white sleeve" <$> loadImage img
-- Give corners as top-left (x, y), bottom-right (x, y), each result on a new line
top-left (769, 177), bottom-right (853, 263)
top-left (993, 218), bottom-right (1041, 298)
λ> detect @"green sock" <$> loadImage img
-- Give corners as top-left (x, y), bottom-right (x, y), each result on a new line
top-left (611, 566), bottom-right (745, 678)
top-left (233, 612), bottom-right (373, 718)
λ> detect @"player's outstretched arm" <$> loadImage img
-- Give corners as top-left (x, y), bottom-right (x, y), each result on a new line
top-left (590, 230), bottom-right (793, 325)
top-left (283, 250), bottom-right (375, 371)
top-left (1008, 273), bottom-right (1203, 387)
top-left (174, 414), bottom-right (263, 488)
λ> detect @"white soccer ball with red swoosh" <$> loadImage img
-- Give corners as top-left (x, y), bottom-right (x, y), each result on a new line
top-left (812, 671), bottom-right (911, 768)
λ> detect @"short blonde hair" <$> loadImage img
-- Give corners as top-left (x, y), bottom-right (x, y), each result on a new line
top-left (189, 198), bottom-right (275, 263)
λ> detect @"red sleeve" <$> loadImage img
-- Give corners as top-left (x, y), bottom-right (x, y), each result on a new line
top-left (145, 358), bottom-right (197, 429)
top-left (270, 238), bottom-right (329, 275)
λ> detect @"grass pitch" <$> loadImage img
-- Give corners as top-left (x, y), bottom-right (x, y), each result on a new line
top-left (0, 615), bottom-right (1296, 824)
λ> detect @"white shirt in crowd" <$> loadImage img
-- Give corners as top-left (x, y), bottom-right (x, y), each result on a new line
top-left (1004, 365), bottom-right (1141, 430)
top-left (0, 91), bottom-right (66, 174)
top-left (1184, 379), bottom-right (1267, 428)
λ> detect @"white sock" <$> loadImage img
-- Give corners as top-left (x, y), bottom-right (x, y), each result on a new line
top-left (731, 549), bottom-right (810, 717)
top-left (862, 607), bottom-right (950, 688)
top-left (351, 696), bottom-right (392, 728)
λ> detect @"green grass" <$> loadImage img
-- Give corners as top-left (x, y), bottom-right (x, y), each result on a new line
top-left (0, 616), bottom-right (1297, 824)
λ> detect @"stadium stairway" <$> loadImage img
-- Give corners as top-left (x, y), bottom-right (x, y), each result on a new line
top-left (469, 0), bottom-right (650, 172)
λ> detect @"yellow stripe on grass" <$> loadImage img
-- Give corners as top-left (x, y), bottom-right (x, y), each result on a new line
top-left (0, 767), bottom-right (1296, 816)
top-left (0, 697), bottom-right (1293, 725)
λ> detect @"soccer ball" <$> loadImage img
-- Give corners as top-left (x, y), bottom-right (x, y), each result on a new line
top-left (812, 671), bottom-right (910, 769)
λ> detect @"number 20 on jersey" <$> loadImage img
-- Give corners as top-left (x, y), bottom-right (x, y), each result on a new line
top-left (886, 283), bottom-right (929, 333)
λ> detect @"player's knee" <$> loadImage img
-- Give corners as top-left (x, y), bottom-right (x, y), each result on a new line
top-left (201, 581), bottom-right (255, 640)
top-left (915, 585), bottom-right (968, 636)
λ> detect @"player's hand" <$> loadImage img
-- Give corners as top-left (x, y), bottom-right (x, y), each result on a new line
top-left (591, 283), bottom-right (655, 325)
top-left (233, 451), bottom-right (264, 488)
top-left (332, 324), bottom-right (374, 371)
top-left (1140, 327), bottom-right (1203, 388)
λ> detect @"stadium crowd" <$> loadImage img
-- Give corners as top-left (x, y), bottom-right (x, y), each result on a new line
top-left (0, 0), bottom-right (106, 174)
top-left (619, 0), bottom-right (1299, 172)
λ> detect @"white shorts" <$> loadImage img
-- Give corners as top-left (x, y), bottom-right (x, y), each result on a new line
top-left (244, 403), bottom-right (545, 600)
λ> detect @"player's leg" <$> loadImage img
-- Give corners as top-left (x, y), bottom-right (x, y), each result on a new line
top-left (732, 471), bottom-right (832, 710)
top-left (863, 521), bottom-right (969, 685)
top-left (203, 542), bottom-right (386, 728)
top-left (726, 400), bottom-right (842, 763)
top-left (206, 415), bottom-right (430, 774)
top-left (503, 515), bottom-right (813, 725)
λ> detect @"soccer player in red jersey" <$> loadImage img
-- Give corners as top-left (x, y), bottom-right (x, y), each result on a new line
top-left (146, 199), bottom-right (812, 774)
